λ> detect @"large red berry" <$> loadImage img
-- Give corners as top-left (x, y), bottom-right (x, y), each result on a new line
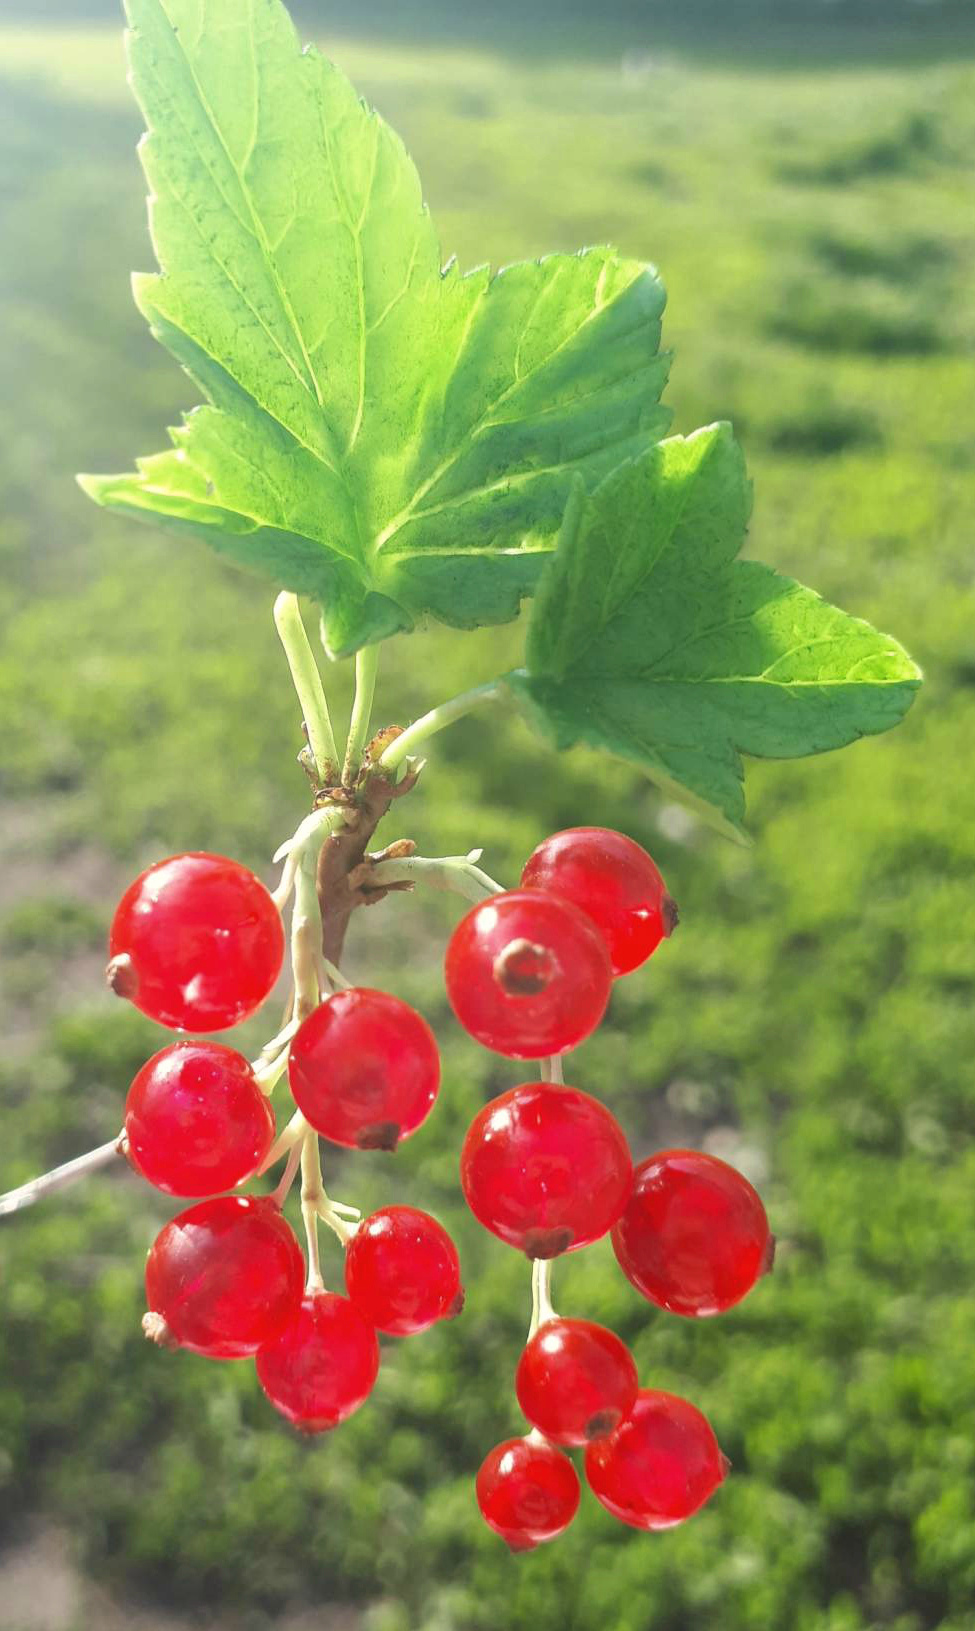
top-left (476, 1436), bottom-right (580, 1551)
top-left (345, 1206), bottom-right (463, 1336)
top-left (145, 1195), bottom-right (304, 1359)
top-left (613, 1149), bottom-right (773, 1317)
top-left (516, 1317), bottom-right (639, 1446)
top-left (288, 988), bottom-right (440, 1151)
top-left (256, 1291), bottom-right (380, 1433)
top-left (585, 1389), bottom-right (728, 1530)
top-left (460, 1083), bottom-right (632, 1259)
top-left (108, 853), bottom-right (284, 1032)
top-left (444, 889), bottom-right (612, 1058)
top-left (521, 826), bottom-right (678, 976)
top-left (124, 1042), bottom-right (275, 1197)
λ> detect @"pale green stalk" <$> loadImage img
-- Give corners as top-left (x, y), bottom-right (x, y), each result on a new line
top-left (342, 645), bottom-right (380, 783)
top-left (273, 592), bottom-right (339, 779)
top-left (379, 680), bottom-right (504, 773)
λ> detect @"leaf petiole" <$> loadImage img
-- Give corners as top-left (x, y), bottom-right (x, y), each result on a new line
top-left (342, 645), bottom-right (380, 784)
top-left (273, 592), bottom-right (339, 781)
top-left (379, 681), bottom-right (505, 774)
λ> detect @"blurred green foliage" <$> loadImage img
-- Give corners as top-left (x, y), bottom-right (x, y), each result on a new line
top-left (0, 8), bottom-right (974, 1631)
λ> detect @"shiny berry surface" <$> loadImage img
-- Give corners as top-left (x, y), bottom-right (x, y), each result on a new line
top-left (145, 1195), bottom-right (304, 1359)
top-left (516, 1317), bottom-right (639, 1446)
top-left (585, 1389), bottom-right (728, 1530)
top-left (521, 826), bottom-right (678, 976)
top-left (460, 1083), bottom-right (632, 1259)
top-left (288, 988), bottom-right (440, 1151)
top-left (444, 889), bottom-right (612, 1058)
top-left (613, 1148), bottom-right (773, 1317)
top-left (108, 852), bottom-right (284, 1032)
top-left (124, 1042), bottom-right (275, 1197)
top-left (256, 1291), bottom-right (380, 1432)
top-left (345, 1205), bottom-right (463, 1336)
top-left (476, 1436), bottom-right (580, 1551)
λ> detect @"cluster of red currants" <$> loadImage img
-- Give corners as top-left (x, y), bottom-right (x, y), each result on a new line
top-left (443, 829), bottom-right (774, 1551)
top-left (109, 852), bottom-right (462, 1432)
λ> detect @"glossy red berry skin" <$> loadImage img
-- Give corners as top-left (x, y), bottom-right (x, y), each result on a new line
top-left (585, 1389), bottom-right (728, 1530)
top-left (124, 1042), bottom-right (275, 1197)
top-left (461, 1083), bottom-right (632, 1259)
top-left (256, 1291), bottom-right (380, 1433)
top-left (516, 1318), bottom-right (639, 1446)
top-left (345, 1206), bottom-right (463, 1336)
top-left (613, 1149), bottom-right (773, 1317)
top-left (521, 826), bottom-right (677, 977)
top-left (476, 1436), bottom-right (580, 1551)
top-left (444, 889), bottom-right (612, 1058)
top-left (145, 1195), bottom-right (304, 1359)
top-left (108, 853), bottom-right (284, 1032)
top-left (288, 988), bottom-right (440, 1151)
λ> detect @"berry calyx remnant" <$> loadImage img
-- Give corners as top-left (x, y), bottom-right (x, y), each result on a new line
top-left (515, 1317), bottom-right (639, 1446)
top-left (521, 826), bottom-right (678, 976)
top-left (124, 1042), bottom-right (275, 1197)
top-left (288, 988), bottom-right (440, 1151)
top-left (108, 852), bottom-right (285, 1031)
top-left (476, 1436), bottom-right (581, 1551)
top-left (144, 1194), bottom-right (305, 1359)
top-left (255, 1290), bottom-right (380, 1432)
top-left (444, 889), bottom-right (612, 1058)
top-left (584, 1389), bottom-right (729, 1530)
top-left (345, 1205), bottom-right (463, 1335)
top-left (460, 1083), bottom-right (632, 1258)
top-left (613, 1148), bottom-right (773, 1317)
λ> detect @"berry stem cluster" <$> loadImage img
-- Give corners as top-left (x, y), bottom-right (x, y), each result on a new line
top-left (1, 593), bottom-right (774, 1542)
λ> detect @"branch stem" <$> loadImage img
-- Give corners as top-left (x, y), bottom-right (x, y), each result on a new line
top-left (368, 850), bottom-right (505, 905)
top-left (300, 1130), bottom-right (326, 1292)
top-left (343, 645), bottom-right (380, 784)
top-left (273, 592), bottom-right (339, 780)
top-left (379, 680), bottom-right (504, 773)
top-left (0, 1135), bottom-right (123, 1218)
top-left (528, 1259), bottom-right (557, 1340)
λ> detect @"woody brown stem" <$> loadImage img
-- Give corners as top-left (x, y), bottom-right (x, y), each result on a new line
top-left (314, 767), bottom-right (419, 965)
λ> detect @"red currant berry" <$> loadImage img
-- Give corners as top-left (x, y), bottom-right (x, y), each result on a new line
top-left (585, 1389), bottom-right (728, 1530)
top-left (476, 1436), bottom-right (580, 1551)
top-left (345, 1205), bottom-right (463, 1336)
top-left (460, 1083), bottom-right (632, 1259)
top-left (612, 1149), bottom-right (773, 1317)
top-left (521, 826), bottom-right (678, 976)
top-left (256, 1291), bottom-right (380, 1433)
top-left (108, 853), bottom-right (284, 1032)
top-left (124, 1042), bottom-right (275, 1197)
top-left (444, 889), bottom-right (612, 1058)
top-left (144, 1194), bottom-right (304, 1359)
top-left (516, 1318), bottom-right (639, 1446)
top-left (288, 988), bottom-right (439, 1151)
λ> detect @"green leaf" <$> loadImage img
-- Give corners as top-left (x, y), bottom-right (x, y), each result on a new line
top-left (78, 0), bottom-right (670, 657)
top-left (508, 423), bottom-right (921, 837)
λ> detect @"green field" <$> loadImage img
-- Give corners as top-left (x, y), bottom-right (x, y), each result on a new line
top-left (1, 6), bottom-right (974, 1629)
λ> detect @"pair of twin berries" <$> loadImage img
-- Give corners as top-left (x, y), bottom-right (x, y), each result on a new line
top-left (107, 827), bottom-right (772, 1550)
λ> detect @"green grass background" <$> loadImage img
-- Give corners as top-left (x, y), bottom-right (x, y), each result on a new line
top-left (1, 2), bottom-right (974, 1627)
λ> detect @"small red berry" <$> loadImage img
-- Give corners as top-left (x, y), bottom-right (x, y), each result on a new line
top-left (256, 1291), bottom-right (380, 1432)
top-left (288, 988), bottom-right (440, 1151)
top-left (521, 826), bottom-right (678, 976)
top-left (124, 1042), bottom-right (275, 1197)
top-left (345, 1205), bottom-right (463, 1336)
top-left (476, 1436), bottom-right (580, 1551)
top-left (460, 1083), bottom-right (632, 1259)
top-left (613, 1148), bottom-right (773, 1317)
top-left (444, 889), bottom-right (612, 1058)
top-left (516, 1317), bottom-right (639, 1446)
top-left (108, 852), bottom-right (284, 1032)
top-left (144, 1194), bottom-right (304, 1359)
top-left (585, 1389), bottom-right (728, 1530)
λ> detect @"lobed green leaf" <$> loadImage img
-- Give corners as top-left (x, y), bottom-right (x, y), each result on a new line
top-left (79, 0), bottom-right (670, 656)
top-left (509, 424), bottom-right (922, 836)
